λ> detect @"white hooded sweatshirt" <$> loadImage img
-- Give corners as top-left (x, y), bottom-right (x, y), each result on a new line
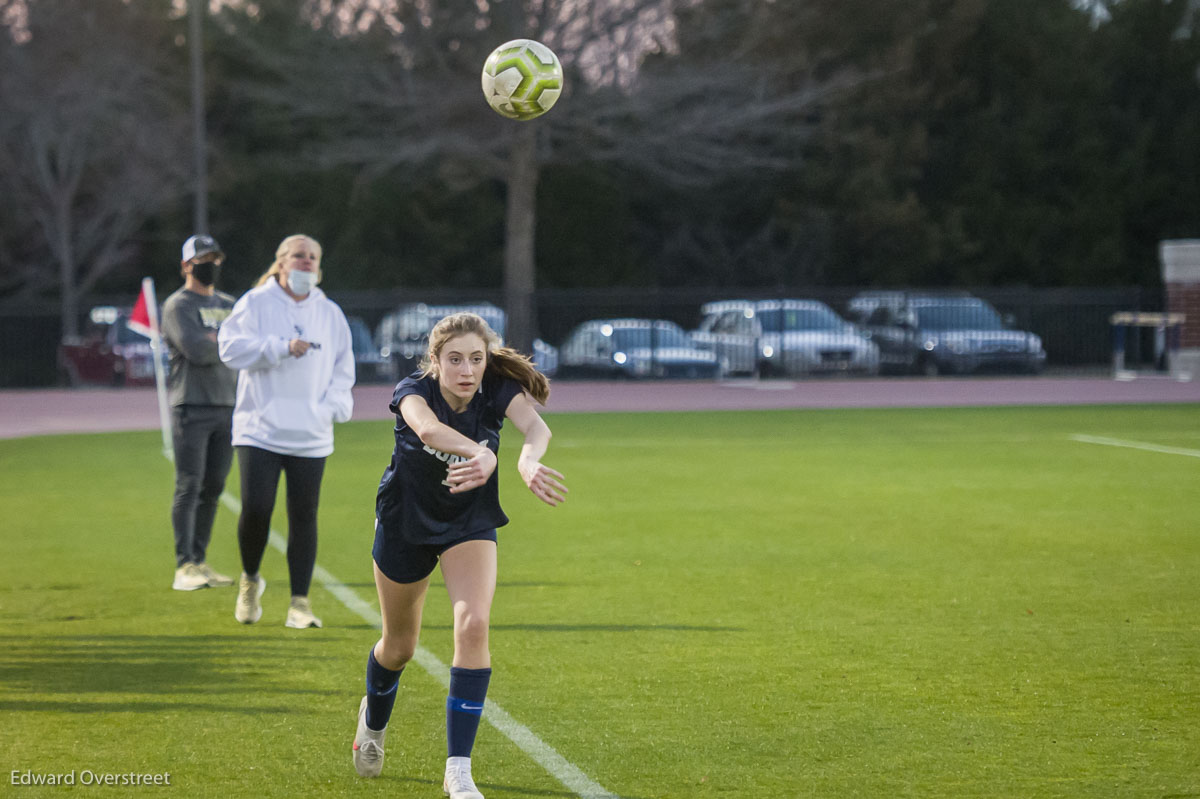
top-left (218, 279), bottom-right (355, 457)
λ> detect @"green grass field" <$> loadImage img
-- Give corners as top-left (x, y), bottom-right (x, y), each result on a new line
top-left (2, 404), bottom-right (1198, 798)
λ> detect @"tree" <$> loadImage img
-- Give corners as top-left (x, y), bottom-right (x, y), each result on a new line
top-left (580, 0), bottom-right (899, 288)
top-left (779, 0), bottom-right (1200, 289)
top-left (776, 0), bottom-right (1116, 287)
top-left (1094, 0), bottom-right (1200, 281)
top-left (203, 0), bottom-right (851, 349)
top-left (0, 0), bottom-right (190, 337)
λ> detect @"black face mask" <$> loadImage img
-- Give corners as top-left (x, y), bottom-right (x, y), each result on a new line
top-left (191, 261), bottom-right (220, 286)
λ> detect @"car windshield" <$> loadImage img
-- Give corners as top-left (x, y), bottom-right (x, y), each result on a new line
top-left (757, 306), bottom-right (845, 332)
top-left (913, 303), bottom-right (1004, 331)
top-left (385, 311), bottom-right (433, 341)
top-left (610, 326), bottom-right (693, 350)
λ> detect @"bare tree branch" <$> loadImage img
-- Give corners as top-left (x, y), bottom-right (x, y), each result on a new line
top-left (0, 0), bottom-right (190, 332)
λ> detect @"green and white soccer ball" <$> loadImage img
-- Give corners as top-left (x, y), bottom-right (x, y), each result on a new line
top-left (481, 39), bottom-right (564, 121)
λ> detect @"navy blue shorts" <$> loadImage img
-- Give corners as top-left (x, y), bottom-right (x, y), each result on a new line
top-left (372, 521), bottom-right (497, 584)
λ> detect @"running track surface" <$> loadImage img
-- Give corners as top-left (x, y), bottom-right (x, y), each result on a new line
top-left (3, 376), bottom-right (1199, 440)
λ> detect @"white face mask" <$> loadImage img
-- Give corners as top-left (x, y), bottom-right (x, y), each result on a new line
top-left (286, 269), bottom-right (317, 296)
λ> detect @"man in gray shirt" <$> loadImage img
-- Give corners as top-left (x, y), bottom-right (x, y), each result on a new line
top-left (162, 235), bottom-right (239, 591)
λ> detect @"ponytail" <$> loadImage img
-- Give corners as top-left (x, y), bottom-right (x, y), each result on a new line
top-left (254, 263), bottom-right (283, 288)
top-left (487, 347), bottom-right (550, 405)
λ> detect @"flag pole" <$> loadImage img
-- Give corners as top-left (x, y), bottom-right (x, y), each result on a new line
top-left (140, 277), bottom-right (174, 460)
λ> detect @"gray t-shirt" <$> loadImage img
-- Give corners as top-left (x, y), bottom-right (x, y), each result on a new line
top-left (161, 287), bottom-right (237, 407)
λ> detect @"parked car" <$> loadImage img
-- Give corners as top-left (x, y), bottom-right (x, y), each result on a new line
top-left (347, 315), bottom-right (389, 383)
top-left (843, 293), bottom-right (926, 375)
top-left (846, 292), bottom-right (1046, 376)
top-left (689, 300), bottom-right (761, 376)
top-left (559, 318), bottom-right (723, 379)
top-left (691, 299), bottom-right (880, 377)
top-left (58, 306), bottom-right (166, 387)
top-left (531, 336), bottom-right (559, 377)
top-left (374, 302), bottom-right (558, 382)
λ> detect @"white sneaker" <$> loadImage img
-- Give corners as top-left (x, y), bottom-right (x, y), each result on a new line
top-left (197, 562), bottom-right (234, 587)
top-left (234, 573), bottom-right (265, 624)
top-left (352, 696), bottom-right (386, 777)
top-left (172, 563), bottom-right (208, 591)
top-left (443, 757), bottom-right (484, 799)
top-left (285, 596), bottom-right (322, 629)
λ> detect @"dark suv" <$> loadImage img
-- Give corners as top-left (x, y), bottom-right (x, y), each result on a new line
top-left (846, 292), bottom-right (1046, 376)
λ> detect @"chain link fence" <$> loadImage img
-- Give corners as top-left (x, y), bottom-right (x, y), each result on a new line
top-left (1, 285), bottom-right (1162, 388)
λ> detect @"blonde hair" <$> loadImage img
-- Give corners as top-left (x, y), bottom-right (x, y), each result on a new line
top-left (421, 312), bottom-right (550, 405)
top-left (255, 234), bottom-right (324, 288)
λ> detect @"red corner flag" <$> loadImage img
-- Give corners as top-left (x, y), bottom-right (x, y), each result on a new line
top-left (127, 277), bottom-right (174, 458)
top-left (127, 278), bottom-right (158, 338)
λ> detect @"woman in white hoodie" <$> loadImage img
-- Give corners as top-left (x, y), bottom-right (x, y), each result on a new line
top-left (218, 234), bottom-right (355, 629)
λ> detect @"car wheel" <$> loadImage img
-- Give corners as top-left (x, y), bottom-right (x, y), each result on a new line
top-left (919, 356), bottom-right (941, 377)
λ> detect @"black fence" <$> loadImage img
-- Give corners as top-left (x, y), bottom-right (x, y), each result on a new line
top-left (1, 310), bottom-right (65, 389)
top-left (0, 284), bottom-right (1164, 388)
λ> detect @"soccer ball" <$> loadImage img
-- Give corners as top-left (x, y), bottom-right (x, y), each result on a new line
top-left (481, 39), bottom-right (564, 121)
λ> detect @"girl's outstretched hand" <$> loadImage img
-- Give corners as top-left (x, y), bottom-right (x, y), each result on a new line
top-left (447, 447), bottom-right (498, 494)
top-left (519, 460), bottom-right (568, 507)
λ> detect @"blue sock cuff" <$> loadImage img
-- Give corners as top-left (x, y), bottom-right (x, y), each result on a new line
top-left (447, 666), bottom-right (491, 715)
top-left (447, 695), bottom-right (485, 715)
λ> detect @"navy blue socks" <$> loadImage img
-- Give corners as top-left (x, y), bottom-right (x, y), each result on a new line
top-left (363, 652), bottom-right (491, 754)
top-left (365, 646), bottom-right (403, 731)
top-left (446, 667), bottom-right (491, 757)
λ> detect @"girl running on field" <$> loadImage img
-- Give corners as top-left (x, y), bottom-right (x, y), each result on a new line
top-left (351, 312), bottom-right (567, 799)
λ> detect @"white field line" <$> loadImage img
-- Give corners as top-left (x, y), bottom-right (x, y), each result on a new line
top-left (216, 491), bottom-right (620, 799)
top-left (1070, 434), bottom-right (1200, 459)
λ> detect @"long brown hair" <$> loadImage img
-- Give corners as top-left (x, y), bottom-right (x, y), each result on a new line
top-left (421, 312), bottom-right (550, 405)
top-left (254, 234), bottom-right (324, 288)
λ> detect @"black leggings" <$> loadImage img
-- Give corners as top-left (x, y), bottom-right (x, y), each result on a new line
top-left (236, 446), bottom-right (326, 597)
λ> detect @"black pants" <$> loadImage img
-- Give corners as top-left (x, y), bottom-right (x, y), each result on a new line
top-left (235, 446), bottom-right (326, 597)
top-left (171, 405), bottom-right (234, 567)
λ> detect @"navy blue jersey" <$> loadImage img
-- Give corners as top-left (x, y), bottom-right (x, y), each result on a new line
top-left (375, 371), bottom-right (522, 545)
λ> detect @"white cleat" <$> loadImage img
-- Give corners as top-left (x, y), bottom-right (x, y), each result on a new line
top-left (172, 563), bottom-right (209, 591)
top-left (234, 573), bottom-right (265, 624)
top-left (443, 756), bottom-right (484, 799)
top-left (352, 696), bottom-right (386, 777)
top-left (285, 596), bottom-right (322, 629)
